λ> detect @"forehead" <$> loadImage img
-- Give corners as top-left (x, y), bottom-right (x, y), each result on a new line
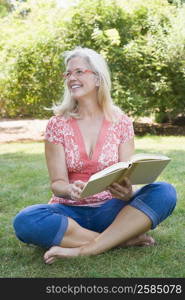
top-left (66, 56), bottom-right (89, 70)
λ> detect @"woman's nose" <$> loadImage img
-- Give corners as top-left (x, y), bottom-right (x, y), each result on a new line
top-left (69, 72), bottom-right (77, 80)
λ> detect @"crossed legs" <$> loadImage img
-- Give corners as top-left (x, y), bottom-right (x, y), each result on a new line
top-left (44, 205), bottom-right (154, 264)
top-left (13, 183), bottom-right (176, 264)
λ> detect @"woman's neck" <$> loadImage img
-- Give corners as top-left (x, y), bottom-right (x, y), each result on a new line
top-left (77, 98), bottom-right (103, 120)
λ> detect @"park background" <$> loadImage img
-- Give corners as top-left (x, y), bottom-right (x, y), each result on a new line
top-left (0, 0), bottom-right (185, 278)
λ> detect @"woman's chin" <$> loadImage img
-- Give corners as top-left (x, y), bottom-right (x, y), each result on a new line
top-left (71, 92), bottom-right (82, 99)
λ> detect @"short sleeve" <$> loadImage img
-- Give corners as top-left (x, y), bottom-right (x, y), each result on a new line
top-left (119, 114), bottom-right (135, 143)
top-left (45, 116), bottom-right (64, 145)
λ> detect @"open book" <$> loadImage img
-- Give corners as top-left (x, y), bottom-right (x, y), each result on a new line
top-left (80, 153), bottom-right (171, 198)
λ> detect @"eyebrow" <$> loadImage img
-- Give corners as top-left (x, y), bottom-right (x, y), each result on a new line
top-left (66, 67), bottom-right (83, 72)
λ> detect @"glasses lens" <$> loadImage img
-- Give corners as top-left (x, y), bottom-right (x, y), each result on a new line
top-left (63, 69), bottom-right (93, 79)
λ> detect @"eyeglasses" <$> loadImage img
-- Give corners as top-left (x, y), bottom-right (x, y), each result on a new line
top-left (63, 69), bottom-right (95, 79)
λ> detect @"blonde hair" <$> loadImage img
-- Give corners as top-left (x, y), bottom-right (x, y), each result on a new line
top-left (53, 46), bottom-right (122, 121)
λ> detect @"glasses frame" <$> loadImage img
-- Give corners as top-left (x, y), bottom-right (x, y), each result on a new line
top-left (63, 69), bottom-right (96, 80)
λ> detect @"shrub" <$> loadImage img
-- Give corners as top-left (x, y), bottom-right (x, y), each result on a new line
top-left (0, 0), bottom-right (185, 121)
top-left (0, 0), bottom-right (66, 118)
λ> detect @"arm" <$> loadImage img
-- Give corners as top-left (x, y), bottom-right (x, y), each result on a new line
top-left (118, 137), bottom-right (135, 162)
top-left (108, 137), bottom-right (135, 200)
top-left (45, 140), bottom-right (85, 200)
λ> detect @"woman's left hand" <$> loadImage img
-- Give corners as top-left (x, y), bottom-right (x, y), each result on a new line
top-left (107, 177), bottom-right (133, 201)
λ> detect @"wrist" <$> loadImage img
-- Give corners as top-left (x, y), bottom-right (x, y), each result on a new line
top-left (124, 189), bottom-right (133, 201)
top-left (65, 184), bottom-right (73, 198)
top-left (52, 181), bottom-right (72, 198)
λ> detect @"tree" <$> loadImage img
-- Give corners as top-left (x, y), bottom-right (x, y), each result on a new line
top-left (0, 0), bottom-right (185, 121)
top-left (0, 0), bottom-right (12, 17)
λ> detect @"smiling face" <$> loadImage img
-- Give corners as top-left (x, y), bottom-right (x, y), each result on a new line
top-left (66, 56), bottom-right (99, 101)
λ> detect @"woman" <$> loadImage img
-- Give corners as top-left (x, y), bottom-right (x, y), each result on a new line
top-left (13, 47), bottom-right (177, 264)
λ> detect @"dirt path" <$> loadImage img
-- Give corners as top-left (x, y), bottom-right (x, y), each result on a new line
top-left (0, 119), bottom-right (48, 143)
top-left (0, 118), bottom-right (185, 143)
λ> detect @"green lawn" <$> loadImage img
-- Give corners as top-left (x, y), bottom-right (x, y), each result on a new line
top-left (0, 136), bottom-right (185, 278)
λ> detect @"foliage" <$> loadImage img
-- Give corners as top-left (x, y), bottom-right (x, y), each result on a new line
top-left (0, 0), bottom-right (12, 17)
top-left (0, 0), bottom-right (66, 118)
top-left (0, 0), bottom-right (185, 121)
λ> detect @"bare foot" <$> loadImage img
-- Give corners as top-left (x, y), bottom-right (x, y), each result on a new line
top-left (120, 234), bottom-right (155, 247)
top-left (44, 234), bottom-right (155, 264)
top-left (44, 246), bottom-right (81, 264)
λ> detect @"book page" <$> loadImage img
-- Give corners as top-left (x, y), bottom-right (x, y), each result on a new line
top-left (90, 161), bottom-right (129, 180)
top-left (80, 168), bottom-right (127, 198)
top-left (130, 153), bottom-right (170, 163)
top-left (124, 159), bottom-right (170, 184)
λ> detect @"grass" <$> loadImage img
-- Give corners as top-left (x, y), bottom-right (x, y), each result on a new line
top-left (0, 136), bottom-right (185, 278)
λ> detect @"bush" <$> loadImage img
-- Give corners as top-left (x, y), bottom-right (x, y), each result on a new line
top-left (1, 38), bottom-right (65, 118)
top-left (0, 0), bottom-right (185, 121)
top-left (0, 0), bottom-right (66, 118)
top-left (63, 0), bottom-right (185, 121)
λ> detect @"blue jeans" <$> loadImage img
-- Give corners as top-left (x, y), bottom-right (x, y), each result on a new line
top-left (13, 182), bottom-right (177, 248)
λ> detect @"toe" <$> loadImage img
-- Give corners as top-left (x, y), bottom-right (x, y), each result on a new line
top-left (148, 236), bottom-right (156, 245)
top-left (45, 257), bottom-right (55, 264)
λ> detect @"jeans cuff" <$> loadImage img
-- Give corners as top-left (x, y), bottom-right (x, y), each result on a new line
top-left (51, 215), bottom-right (69, 246)
top-left (130, 198), bottom-right (160, 229)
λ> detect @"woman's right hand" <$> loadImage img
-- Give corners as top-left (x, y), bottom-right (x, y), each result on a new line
top-left (67, 180), bottom-right (86, 200)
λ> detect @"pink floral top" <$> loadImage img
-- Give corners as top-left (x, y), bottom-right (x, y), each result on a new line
top-left (45, 113), bottom-right (134, 206)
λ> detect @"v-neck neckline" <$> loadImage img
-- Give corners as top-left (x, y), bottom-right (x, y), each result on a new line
top-left (70, 117), bottom-right (111, 161)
